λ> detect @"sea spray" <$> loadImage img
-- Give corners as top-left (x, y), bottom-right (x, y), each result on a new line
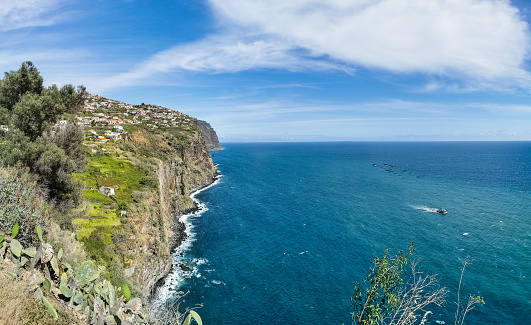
top-left (151, 175), bottom-right (222, 313)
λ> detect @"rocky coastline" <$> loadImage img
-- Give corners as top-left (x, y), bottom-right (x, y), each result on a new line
top-left (135, 124), bottom-right (223, 313)
top-left (150, 172), bottom-right (220, 303)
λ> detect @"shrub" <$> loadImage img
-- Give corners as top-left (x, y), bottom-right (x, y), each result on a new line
top-left (0, 165), bottom-right (46, 246)
top-left (0, 62), bottom-right (87, 206)
top-left (140, 174), bottom-right (159, 189)
top-left (131, 190), bottom-right (150, 203)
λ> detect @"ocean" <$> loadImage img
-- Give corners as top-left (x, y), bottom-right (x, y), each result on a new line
top-left (156, 142), bottom-right (530, 324)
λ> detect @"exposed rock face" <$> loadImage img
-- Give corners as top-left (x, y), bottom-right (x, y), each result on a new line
top-left (124, 132), bottom-right (217, 298)
top-left (197, 120), bottom-right (223, 151)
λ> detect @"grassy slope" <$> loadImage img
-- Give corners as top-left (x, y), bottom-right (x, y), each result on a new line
top-left (72, 122), bottom-right (198, 287)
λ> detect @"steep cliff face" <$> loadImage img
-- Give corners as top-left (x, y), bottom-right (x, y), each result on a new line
top-left (123, 132), bottom-right (217, 298)
top-left (197, 120), bottom-right (223, 151)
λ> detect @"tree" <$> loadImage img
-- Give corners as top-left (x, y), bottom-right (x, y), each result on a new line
top-left (0, 62), bottom-right (87, 206)
top-left (0, 61), bottom-right (44, 111)
top-left (351, 242), bottom-right (417, 325)
top-left (351, 244), bottom-right (483, 325)
top-left (11, 92), bottom-right (55, 141)
top-left (33, 143), bottom-right (83, 206)
top-left (0, 106), bottom-right (9, 125)
top-left (43, 121), bottom-right (87, 171)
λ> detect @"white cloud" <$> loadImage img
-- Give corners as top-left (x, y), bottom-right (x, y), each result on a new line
top-left (0, 0), bottom-right (67, 31)
top-left (101, 0), bottom-right (531, 89)
top-left (209, 0), bottom-right (529, 78)
top-left (98, 34), bottom-right (352, 89)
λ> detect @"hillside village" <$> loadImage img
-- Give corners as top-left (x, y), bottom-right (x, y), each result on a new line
top-left (72, 94), bottom-right (194, 143)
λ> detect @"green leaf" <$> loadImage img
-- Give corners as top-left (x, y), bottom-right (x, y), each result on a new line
top-left (60, 283), bottom-right (74, 298)
top-left (74, 260), bottom-right (98, 287)
top-left (57, 248), bottom-right (63, 261)
top-left (50, 256), bottom-right (59, 274)
top-left (10, 239), bottom-right (22, 257)
top-left (122, 283), bottom-right (131, 302)
top-left (36, 225), bottom-right (43, 242)
top-left (23, 246), bottom-right (37, 257)
top-left (42, 296), bottom-right (58, 320)
top-left (183, 310), bottom-right (202, 325)
top-left (72, 302), bottom-right (83, 311)
top-left (43, 278), bottom-right (51, 293)
top-left (11, 223), bottom-right (19, 238)
top-left (108, 282), bottom-right (116, 307)
top-left (0, 235), bottom-right (4, 249)
top-left (87, 265), bottom-right (103, 284)
top-left (73, 292), bottom-right (84, 305)
top-left (60, 273), bottom-right (68, 286)
top-left (20, 256), bottom-right (29, 267)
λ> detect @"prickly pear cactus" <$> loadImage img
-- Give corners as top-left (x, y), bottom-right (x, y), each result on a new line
top-left (42, 296), bottom-right (58, 320)
top-left (50, 256), bottom-right (59, 275)
top-left (22, 246), bottom-right (36, 257)
top-left (60, 282), bottom-right (74, 298)
top-left (122, 283), bottom-right (131, 301)
top-left (10, 239), bottom-right (22, 257)
top-left (36, 225), bottom-right (43, 243)
top-left (75, 260), bottom-right (99, 287)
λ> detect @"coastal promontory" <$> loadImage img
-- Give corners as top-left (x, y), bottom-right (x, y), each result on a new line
top-left (197, 119), bottom-right (223, 151)
top-left (0, 62), bottom-right (219, 324)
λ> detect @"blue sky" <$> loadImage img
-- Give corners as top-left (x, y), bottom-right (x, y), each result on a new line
top-left (2, 0), bottom-right (531, 141)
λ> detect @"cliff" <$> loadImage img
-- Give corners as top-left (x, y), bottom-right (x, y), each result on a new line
top-left (197, 120), bottom-right (223, 151)
top-left (0, 64), bottom-right (221, 323)
top-left (73, 95), bottom-right (219, 300)
top-left (123, 131), bottom-right (217, 298)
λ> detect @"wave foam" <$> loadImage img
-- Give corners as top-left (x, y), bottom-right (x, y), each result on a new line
top-left (410, 205), bottom-right (440, 213)
top-left (151, 176), bottom-right (222, 311)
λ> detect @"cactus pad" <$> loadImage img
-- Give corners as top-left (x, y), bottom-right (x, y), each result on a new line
top-left (122, 283), bottom-right (131, 302)
top-left (42, 296), bottom-right (58, 320)
top-left (23, 246), bottom-right (36, 257)
top-left (10, 239), bottom-right (22, 257)
top-left (75, 260), bottom-right (99, 287)
top-left (36, 225), bottom-right (43, 242)
top-left (60, 283), bottom-right (74, 298)
top-left (11, 223), bottom-right (19, 238)
top-left (50, 256), bottom-right (59, 274)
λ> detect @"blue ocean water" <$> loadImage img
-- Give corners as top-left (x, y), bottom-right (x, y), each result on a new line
top-left (160, 142), bottom-right (530, 324)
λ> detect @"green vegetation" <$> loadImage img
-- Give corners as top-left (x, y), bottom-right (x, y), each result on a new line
top-left (72, 143), bottom-right (151, 277)
top-left (351, 244), bottom-right (484, 325)
top-left (0, 165), bottom-right (47, 246)
top-left (182, 310), bottom-right (202, 325)
top-left (0, 61), bottom-right (214, 324)
top-left (0, 61), bottom-right (86, 206)
top-left (351, 242), bottom-right (417, 325)
top-left (1, 222), bottom-right (147, 323)
top-left (70, 116), bottom-right (200, 279)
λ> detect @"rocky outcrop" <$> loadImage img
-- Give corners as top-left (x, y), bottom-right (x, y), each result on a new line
top-left (197, 120), bottom-right (223, 151)
top-left (123, 131), bottom-right (217, 299)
